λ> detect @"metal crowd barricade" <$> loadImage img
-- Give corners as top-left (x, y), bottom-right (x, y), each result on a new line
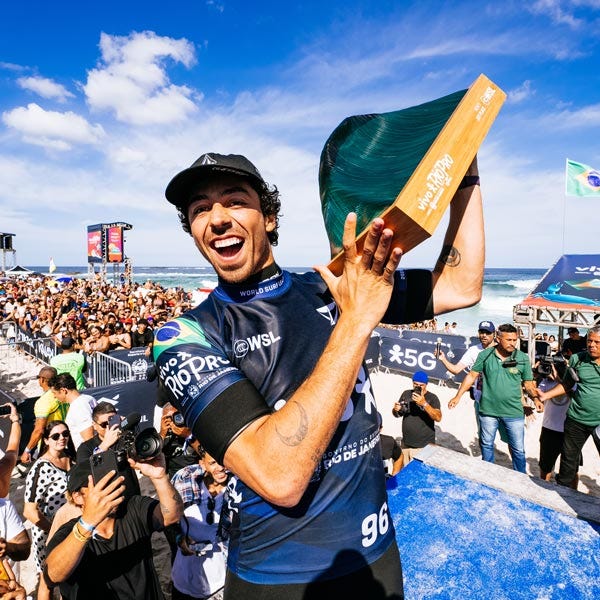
top-left (0, 341), bottom-right (42, 385)
top-left (87, 352), bottom-right (135, 388)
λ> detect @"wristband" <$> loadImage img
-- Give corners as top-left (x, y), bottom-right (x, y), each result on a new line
top-left (72, 523), bottom-right (91, 543)
top-left (24, 448), bottom-right (32, 454)
top-left (458, 175), bottom-right (480, 190)
top-left (78, 517), bottom-right (96, 532)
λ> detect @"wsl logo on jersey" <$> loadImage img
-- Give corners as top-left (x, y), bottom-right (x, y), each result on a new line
top-left (233, 331), bottom-right (281, 358)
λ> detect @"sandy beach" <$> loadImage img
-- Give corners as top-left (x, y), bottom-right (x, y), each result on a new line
top-left (1, 344), bottom-right (599, 597)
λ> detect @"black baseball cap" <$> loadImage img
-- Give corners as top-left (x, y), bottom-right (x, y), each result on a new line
top-left (165, 153), bottom-right (265, 207)
top-left (67, 461), bottom-right (93, 493)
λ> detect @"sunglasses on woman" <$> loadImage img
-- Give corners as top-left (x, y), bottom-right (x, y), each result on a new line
top-left (49, 431), bottom-right (70, 441)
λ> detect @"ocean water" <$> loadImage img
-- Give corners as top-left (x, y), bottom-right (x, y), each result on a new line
top-left (27, 265), bottom-right (547, 336)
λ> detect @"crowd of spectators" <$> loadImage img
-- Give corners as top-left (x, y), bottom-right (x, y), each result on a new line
top-left (0, 274), bottom-right (196, 356)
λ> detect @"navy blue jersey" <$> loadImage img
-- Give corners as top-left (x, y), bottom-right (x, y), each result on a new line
top-left (154, 267), bottom-right (431, 584)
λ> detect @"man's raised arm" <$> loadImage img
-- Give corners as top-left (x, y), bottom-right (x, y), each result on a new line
top-left (432, 157), bottom-right (484, 315)
top-left (224, 214), bottom-right (401, 507)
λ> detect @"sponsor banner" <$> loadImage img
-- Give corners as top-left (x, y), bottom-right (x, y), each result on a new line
top-left (87, 225), bottom-right (103, 263)
top-left (364, 335), bottom-right (381, 370)
top-left (107, 226), bottom-right (123, 263)
top-left (108, 347), bottom-right (153, 382)
top-left (520, 253), bottom-right (600, 311)
top-left (15, 325), bottom-right (57, 362)
top-left (379, 336), bottom-right (467, 384)
top-left (86, 379), bottom-right (159, 432)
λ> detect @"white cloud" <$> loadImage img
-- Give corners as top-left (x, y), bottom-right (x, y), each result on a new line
top-left (530, 0), bottom-right (583, 28)
top-left (2, 103), bottom-right (105, 150)
top-left (0, 62), bottom-right (26, 72)
top-left (17, 76), bottom-right (74, 102)
top-left (507, 80), bottom-right (534, 104)
top-left (84, 31), bottom-right (199, 125)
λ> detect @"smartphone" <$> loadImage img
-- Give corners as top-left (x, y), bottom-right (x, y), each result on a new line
top-left (90, 450), bottom-right (141, 503)
top-left (107, 414), bottom-right (121, 429)
top-left (0, 405), bottom-right (13, 416)
top-left (90, 450), bottom-right (119, 485)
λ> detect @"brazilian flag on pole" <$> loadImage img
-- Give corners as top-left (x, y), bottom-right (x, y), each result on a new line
top-left (565, 159), bottom-right (600, 197)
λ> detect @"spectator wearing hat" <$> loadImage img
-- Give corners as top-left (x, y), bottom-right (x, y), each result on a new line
top-left (392, 371), bottom-right (442, 466)
top-left (436, 320), bottom-right (496, 438)
top-left (50, 336), bottom-right (87, 390)
top-left (45, 450), bottom-right (183, 600)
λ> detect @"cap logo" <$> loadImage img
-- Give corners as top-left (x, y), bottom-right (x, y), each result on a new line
top-left (200, 154), bottom-right (217, 165)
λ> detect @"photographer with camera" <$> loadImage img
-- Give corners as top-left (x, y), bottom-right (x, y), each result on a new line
top-left (75, 402), bottom-right (121, 462)
top-left (392, 371), bottom-right (441, 466)
top-left (45, 450), bottom-right (183, 600)
top-left (538, 325), bottom-right (600, 489)
top-left (448, 324), bottom-right (541, 473)
top-left (76, 402), bottom-right (142, 495)
top-left (160, 403), bottom-right (199, 479)
top-left (534, 358), bottom-right (572, 482)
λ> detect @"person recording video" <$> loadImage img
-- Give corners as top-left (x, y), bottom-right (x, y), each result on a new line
top-left (392, 371), bottom-right (441, 466)
top-left (76, 402), bottom-right (122, 462)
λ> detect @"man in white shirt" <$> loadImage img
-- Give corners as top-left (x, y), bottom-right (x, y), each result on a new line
top-left (435, 320), bottom-right (496, 401)
top-left (436, 321), bottom-right (496, 439)
top-left (0, 497), bottom-right (31, 565)
top-left (50, 373), bottom-right (97, 449)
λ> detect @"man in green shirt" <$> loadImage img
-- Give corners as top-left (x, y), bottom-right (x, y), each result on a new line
top-left (50, 336), bottom-right (87, 390)
top-left (449, 323), bottom-right (541, 473)
top-left (539, 325), bottom-right (600, 488)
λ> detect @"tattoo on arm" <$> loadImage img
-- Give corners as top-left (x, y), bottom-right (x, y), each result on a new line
top-left (275, 401), bottom-right (308, 446)
top-left (438, 245), bottom-right (461, 267)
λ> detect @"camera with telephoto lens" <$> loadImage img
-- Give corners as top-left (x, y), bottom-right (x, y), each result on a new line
top-left (535, 353), bottom-right (568, 380)
top-left (112, 412), bottom-right (164, 461)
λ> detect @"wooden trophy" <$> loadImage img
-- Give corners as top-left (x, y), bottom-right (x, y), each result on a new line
top-left (321, 74), bottom-right (506, 275)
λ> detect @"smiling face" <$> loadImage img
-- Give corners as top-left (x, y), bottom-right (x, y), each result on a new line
top-left (187, 175), bottom-right (276, 283)
top-left (46, 423), bottom-right (70, 452)
top-left (200, 452), bottom-right (229, 486)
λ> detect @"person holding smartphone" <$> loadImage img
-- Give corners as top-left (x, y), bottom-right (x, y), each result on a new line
top-left (75, 402), bottom-right (121, 463)
top-left (45, 451), bottom-right (183, 600)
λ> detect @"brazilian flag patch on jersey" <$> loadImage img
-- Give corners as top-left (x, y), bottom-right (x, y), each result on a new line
top-left (153, 318), bottom-right (210, 360)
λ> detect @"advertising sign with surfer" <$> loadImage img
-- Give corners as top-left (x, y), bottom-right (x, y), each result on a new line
top-left (520, 254), bottom-right (600, 310)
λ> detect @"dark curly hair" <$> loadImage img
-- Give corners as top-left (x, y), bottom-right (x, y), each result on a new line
top-left (176, 178), bottom-right (282, 246)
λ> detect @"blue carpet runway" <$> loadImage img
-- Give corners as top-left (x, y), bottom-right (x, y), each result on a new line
top-left (387, 450), bottom-right (600, 599)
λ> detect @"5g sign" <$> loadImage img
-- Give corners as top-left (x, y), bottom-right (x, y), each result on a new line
top-left (379, 338), bottom-right (441, 377)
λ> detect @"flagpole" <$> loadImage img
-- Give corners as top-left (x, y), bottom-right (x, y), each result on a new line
top-left (562, 158), bottom-right (567, 255)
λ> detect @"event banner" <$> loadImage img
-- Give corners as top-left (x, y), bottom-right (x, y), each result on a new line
top-left (107, 226), bottom-right (124, 263)
top-left (86, 378), bottom-right (160, 432)
top-left (87, 225), bottom-right (103, 263)
top-left (14, 325), bottom-right (57, 363)
top-left (108, 347), bottom-right (153, 383)
top-left (375, 331), bottom-right (471, 385)
top-left (519, 253), bottom-right (600, 311)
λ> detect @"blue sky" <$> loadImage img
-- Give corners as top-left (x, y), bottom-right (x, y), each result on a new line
top-left (1, 0), bottom-right (599, 269)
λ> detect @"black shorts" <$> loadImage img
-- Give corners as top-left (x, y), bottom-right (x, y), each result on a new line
top-left (224, 541), bottom-right (404, 600)
top-left (538, 427), bottom-right (564, 473)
